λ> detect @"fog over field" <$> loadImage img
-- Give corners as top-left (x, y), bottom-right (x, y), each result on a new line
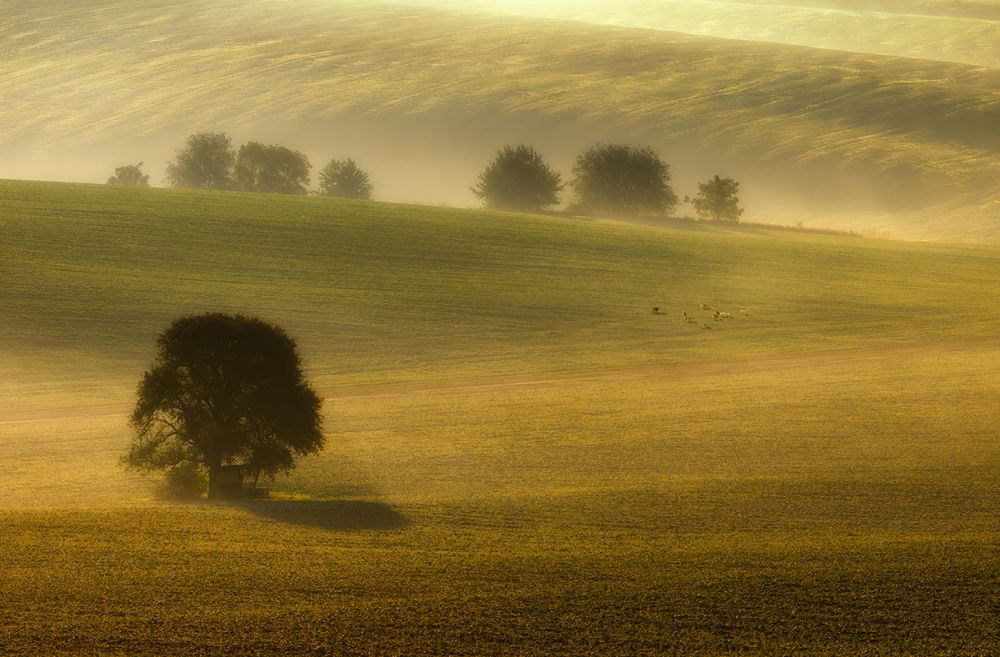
top-left (4, 181), bottom-right (1000, 653)
top-left (3, 0), bottom-right (1000, 239)
top-left (5, 3), bottom-right (1000, 651)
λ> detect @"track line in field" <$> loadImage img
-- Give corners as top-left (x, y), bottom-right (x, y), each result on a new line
top-left (325, 337), bottom-right (1000, 401)
top-left (5, 338), bottom-right (999, 421)
top-left (0, 411), bottom-right (128, 426)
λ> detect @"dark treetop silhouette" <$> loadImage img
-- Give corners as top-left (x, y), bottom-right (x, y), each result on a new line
top-left (569, 143), bottom-right (678, 217)
top-left (164, 132), bottom-right (236, 190)
top-left (317, 157), bottom-right (374, 200)
top-left (107, 162), bottom-right (150, 187)
top-left (471, 144), bottom-right (563, 213)
top-left (686, 175), bottom-right (745, 222)
top-left (234, 142), bottom-right (312, 195)
top-left (123, 313), bottom-right (324, 499)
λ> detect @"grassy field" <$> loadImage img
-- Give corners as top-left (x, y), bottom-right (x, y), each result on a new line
top-left (2, 180), bottom-right (1000, 653)
top-left (3, 0), bottom-right (1000, 239)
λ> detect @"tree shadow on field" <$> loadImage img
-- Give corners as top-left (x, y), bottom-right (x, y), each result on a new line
top-left (244, 500), bottom-right (409, 531)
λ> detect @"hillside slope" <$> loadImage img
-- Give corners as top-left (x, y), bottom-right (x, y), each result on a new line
top-left (4, 180), bottom-right (999, 422)
top-left (4, 183), bottom-right (1000, 655)
top-left (3, 1), bottom-right (1000, 240)
top-left (403, 0), bottom-right (1000, 68)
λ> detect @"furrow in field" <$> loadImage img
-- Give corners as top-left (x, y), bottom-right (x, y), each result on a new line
top-left (326, 335), bottom-right (1000, 399)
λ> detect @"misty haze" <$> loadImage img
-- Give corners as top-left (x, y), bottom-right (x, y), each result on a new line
top-left (3, 0), bottom-right (1000, 654)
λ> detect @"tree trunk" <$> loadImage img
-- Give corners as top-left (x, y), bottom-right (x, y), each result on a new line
top-left (207, 465), bottom-right (221, 500)
top-left (207, 464), bottom-right (243, 500)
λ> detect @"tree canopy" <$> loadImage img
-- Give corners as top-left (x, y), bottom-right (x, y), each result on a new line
top-left (317, 158), bottom-right (373, 199)
top-left (569, 143), bottom-right (678, 217)
top-left (471, 145), bottom-right (563, 212)
top-left (164, 132), bottom-right (236, 190)
top-left (124, 313), bottom-right (325, 499)
top-left (107, 162), bottom-right (150, 187)
top-left (234, 142), bottom-right (312, 195)
top-left (687, 175), bottom-right (745, 222)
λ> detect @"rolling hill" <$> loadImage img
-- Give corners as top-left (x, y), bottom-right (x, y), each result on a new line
top-left (3, 181), bottom-right (1000, 653)
top-left (3, 178), bottom-right (1000, 485)
top-left (3, 0), bottom-right (1000, 240)
top-left (408, 0), bottom-right (1000, 67)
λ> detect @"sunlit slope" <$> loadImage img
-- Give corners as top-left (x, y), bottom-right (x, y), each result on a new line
top-left (3, 179), bottom-right (1000, 423)
top-left (3, 1), bottom-right (1000, 240)
top-left (409, 0), bottom-right (1000, 68)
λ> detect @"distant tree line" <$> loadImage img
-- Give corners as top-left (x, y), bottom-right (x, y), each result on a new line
top-left (108, 132), bottom-right (742, 221)
top-left (108, 132), bottom-right (374, 199)
top-left (473, 142), bottom-right (744, 222)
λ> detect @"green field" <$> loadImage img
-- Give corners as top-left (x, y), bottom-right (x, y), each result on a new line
top-left (2, 180), bottom-right (1000, 654)
top-left (4, 0), bottom-right (1000, 240)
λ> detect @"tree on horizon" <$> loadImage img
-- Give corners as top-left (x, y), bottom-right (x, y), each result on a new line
top-left (686, 175), bottom-right (744, 222)
top-left (164, 132), bottom-right (236, 190)
top-left (569, 143), bottom-right (678, 217)
top-left (234, 142), bottom-right (312, 195)
top-left (317, 158), bottom-right (373, 200)
top-left (107, 162), bottom-right (150, 187)
top-left (471, 145), bottom-right (563, 213)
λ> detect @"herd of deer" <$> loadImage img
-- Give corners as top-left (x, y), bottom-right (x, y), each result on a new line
top-left (653, 304), bottom-right (750, 330)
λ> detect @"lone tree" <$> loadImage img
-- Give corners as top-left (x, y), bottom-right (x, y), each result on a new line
top-left (569, 143), bottom-right (678, 217)
top-left (107, 162), bottom-right (150, 187)
top-left (164, 132), bottom-right (236, 190)
top-left (471, 145), bottom-right (563, 212)
top-left (686, 175), bottom-right (744, 222)
top-left (123, 313), bottom-right (325, 499)
top-left (234, 142), bottom-right (312, 195)
top-left (317, 158), bottom-right (373, 199)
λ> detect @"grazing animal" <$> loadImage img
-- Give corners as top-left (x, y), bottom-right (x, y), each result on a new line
top-left (700, 304), bottom-right (710, 310)
top-left (684, 316), bottom-right (694, 323)
top-left (740, 309), bottom-right (750, 316)
top-left (653, 306), bottom-right (660, 314)
top-left (699, 322), bottom-right (712, 330)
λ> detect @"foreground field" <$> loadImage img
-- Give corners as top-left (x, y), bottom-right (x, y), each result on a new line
top-left (2, 181), bottom-right (1000, 653)
top-left (4, 351), bottom-right (1000, 654)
